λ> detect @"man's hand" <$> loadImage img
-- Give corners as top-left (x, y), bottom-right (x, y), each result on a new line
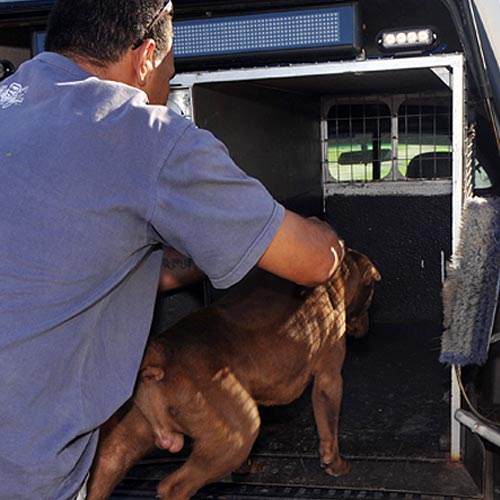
top-left (158, 247), bottom-right (205, 292)
top-left (307, 216), bottom-right (345, 277)
top-left (257, 210), bottom-right (344, 287)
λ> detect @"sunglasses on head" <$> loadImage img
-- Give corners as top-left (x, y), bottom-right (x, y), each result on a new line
top-left (133, 0), bottom-right (174, 49)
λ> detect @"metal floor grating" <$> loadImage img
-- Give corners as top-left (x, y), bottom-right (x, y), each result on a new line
top-left (111, 479), bottom-right (475, 500)
top-left (111, 483), bottom-right (472, 500)
top-left (109, 454), bottom-right (480, 500)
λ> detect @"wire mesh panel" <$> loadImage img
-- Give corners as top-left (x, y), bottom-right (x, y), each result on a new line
top-left (398, 97), bottom-right (452, 179)
top-left (326, 99), bottom-right (392, 182)
top-left (324, 94), bottom-right (452, 183)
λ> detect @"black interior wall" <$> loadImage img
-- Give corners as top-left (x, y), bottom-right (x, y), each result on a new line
top-left (192, 83), bottom-right (323, 216)
top-left (325, 191), bottom-right (452, 324)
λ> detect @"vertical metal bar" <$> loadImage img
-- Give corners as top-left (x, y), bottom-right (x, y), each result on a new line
top-left (362, 101), bottom-right (368, 181)
top-left (320, 101), bottom-right (329, 213)
top-left (418, 96), bottom-right (423, 177)
top-left (391, 106), bottom-right (399, 179)
top-left (334, 107), bottom-right (340, 181)
top-left (348, 101), bottom-right (354, 181)
top-left (433, 101), bottom-right (438, 178)
top-left (373, 136), bottom-right (381, 180)
top-left (389, 95), bottom-right (406, 180)
top-left (404, 99), bottom-right (409, 177)
top-left (372, 101), bottom-right (381, 180)
top-left (450, 56), bottom-right (465, 462)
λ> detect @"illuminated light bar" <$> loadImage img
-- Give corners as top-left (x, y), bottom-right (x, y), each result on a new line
top-left (377, 27), bottom-right (438, 53)
top-left (173, 3), bottom-right (361, 66)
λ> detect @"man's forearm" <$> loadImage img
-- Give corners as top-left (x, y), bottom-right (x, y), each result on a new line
top-left (257, 209), bottom-right (344, 287)
top-left (158, 247), bottom-right (205, 291)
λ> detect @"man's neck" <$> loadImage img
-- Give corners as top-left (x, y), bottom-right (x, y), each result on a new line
top-left (62, 50), bottom-right (137, 88)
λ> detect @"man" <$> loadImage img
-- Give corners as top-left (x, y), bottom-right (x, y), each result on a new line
top-left (0, 1), bottom-right (344, 498)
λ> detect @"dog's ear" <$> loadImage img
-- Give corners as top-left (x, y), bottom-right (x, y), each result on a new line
top-left (344, 249), bottom-right (381, 284)
top-left (357, 254), bottom-right (381, 285)
top-left (140, 341), bottom-right (164, 368)
top-left (139, 365), bottom-right (165, 382)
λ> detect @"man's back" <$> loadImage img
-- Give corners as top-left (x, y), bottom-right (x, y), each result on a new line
top-left (0, 51), bottom-right (173, 499)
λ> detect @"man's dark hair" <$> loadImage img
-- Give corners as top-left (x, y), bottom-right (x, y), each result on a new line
top-left (45, 0), bottom-right (172, 66)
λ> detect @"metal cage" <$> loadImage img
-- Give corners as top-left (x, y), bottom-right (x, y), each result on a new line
top-left (323, 93), bottom-right (452, 183)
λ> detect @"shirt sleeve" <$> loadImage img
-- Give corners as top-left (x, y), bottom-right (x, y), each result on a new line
top-left (149, 122), bottom-right (285, 289)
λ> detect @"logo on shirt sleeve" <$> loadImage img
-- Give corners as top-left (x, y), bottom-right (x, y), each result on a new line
top-left (0, 82), bottom-right (29, 109)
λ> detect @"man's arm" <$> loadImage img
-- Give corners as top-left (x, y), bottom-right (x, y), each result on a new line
top-left (257, 209), bottom-right (344, 287)
top-left (158, 246), bottom-right (205, 292)
top-left (158, 210), bottom-right (343, 292)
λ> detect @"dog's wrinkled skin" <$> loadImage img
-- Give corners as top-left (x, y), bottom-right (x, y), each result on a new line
top-left (87, 248), bottom-right (380, 500)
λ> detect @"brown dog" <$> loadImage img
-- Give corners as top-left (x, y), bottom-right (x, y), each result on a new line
top-left (87, 248), bottom-right (380, 500)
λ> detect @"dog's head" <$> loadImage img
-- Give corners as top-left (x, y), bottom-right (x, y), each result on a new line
top-left (342, 248), bottom-right (381, 338)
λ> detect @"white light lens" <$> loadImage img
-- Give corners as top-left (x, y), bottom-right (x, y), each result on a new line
top-left (396, 32), bottom-right (407, 44)
top-left (418, 29), bottom-right (432, 44)
top-left (407, 31), bottom-right (418, 44)
top-left (384, 33), bottom-right (397, 46)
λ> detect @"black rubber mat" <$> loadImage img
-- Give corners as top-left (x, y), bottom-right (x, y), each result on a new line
top-left (255, 322), bottom-right (450, 459)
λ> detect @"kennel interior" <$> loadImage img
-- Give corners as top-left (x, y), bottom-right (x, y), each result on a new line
top-left (114, 54), bottom-right (487, 499)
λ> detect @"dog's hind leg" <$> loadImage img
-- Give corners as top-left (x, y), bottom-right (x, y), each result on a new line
top-left (87, 402), bottom-right (156, 500)
top-left (311, 336), bottom-right (351, 477)
top-left (156, 368), bottom-right (261, 500)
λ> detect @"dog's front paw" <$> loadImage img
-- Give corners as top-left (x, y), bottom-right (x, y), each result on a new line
top-left (320, 457), bottom-right (351, 477)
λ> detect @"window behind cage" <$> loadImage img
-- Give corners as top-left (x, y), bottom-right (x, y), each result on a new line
top-left (324, 94), bottom-right (452, 183)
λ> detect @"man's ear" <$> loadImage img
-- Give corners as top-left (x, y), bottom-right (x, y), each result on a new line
top-left (132, 39), bottom-right (157, 85)
top-left (140, 365), bottom-right (165, 382)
